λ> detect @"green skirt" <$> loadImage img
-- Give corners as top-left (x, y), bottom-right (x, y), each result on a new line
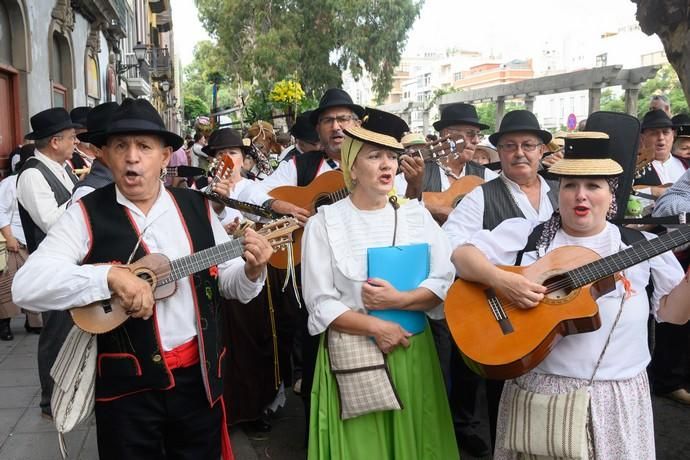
top-left (308, 325), bottom-right (459, 460)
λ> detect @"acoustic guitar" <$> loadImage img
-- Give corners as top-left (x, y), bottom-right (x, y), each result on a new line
top-left (445, 225), bottom-right (690, 380)
top-left (422, 175), bottom-right (485, 210)
top-left (266, 135), bottom-right (467, 269)
top-left (70, 217), bottom-right (300, 334)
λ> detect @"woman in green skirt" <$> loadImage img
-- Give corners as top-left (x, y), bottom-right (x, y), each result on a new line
top-left (301, 108), bottom-right (459, 459)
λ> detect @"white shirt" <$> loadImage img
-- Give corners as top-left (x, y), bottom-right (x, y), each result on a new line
top-left (394, 163), bottom-right (499, 197)
top-left (258, 154), bottom-right (338, 191)
top-left (12, 183), bottom-right (265, 351)
top-left (443, 174), bottom-right (555, 250)
top-left (301, 197), bottom-right (455, 336)
top-left (651, 155), bottom-right (686, 185)
top-left (71, 185), bottom-right (95, 203)
top-left (465, 219), bottom-right (684, 380)
top-left (0, 176), bottom-right (26, 245)
top-left (16, 149), bottom-right (76, 233)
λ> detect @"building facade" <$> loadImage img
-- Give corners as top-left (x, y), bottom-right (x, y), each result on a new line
top-left (0, 0), bottom-right (181, 173)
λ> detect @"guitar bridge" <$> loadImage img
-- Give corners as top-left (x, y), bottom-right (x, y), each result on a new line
top-left (485, 288), bottom-right (513, 335)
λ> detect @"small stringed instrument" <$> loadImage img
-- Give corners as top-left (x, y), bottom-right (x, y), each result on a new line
top-left (445, 225), bottom-right (690, 380)
top-left (165, 165), bottom-right (205, 179)
top-left (70, 217), bottom-right (300, 334)
top-left (266, 135), bottom-right (467, 269)
top-left (422, 175), bottom-right (485, 211)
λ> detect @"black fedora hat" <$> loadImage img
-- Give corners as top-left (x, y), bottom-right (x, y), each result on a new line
top-left (77, 102), bottom-right (119, 145)
top-left (488, 110), bottom-right (552, 146)
top-left (672, 113), bottom-right (690, 127)
top-left (433, 103), bottom-right (489, 131)
top-left (25, 108), bottom-right (81, 140)
top-left (290, 110), bottom-right (319, 143)
top-left (70, 106), bottom-right (92, 129)
top-left (344, 107), bottom-right (408, 151)
top-left (309, 88), bottom-right (365, 126)
top-left (640, 109), bottom-right (673, 131)
top-left (90, 98), bottom-right (184, 150)
top-left (202, 128), bottom-right (248, 156)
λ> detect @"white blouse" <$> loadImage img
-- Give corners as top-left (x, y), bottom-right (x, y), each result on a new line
top-left (301, 197), bottom-right (455, 336)
top-left (465, 218), bottom-right (684, 380)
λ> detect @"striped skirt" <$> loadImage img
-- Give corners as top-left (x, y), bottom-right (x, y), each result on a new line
top-left (493, 370), bottom-right (654, 460)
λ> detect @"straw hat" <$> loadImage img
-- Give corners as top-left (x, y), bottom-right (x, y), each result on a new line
top-left (401, 132), bottom-right (426, 147)
top-left (474, 144), bottom-right (499, 163)
top-left (344, 108), bottom-right (408, 151)
top-left (548, 131), bottom-right (623, 177)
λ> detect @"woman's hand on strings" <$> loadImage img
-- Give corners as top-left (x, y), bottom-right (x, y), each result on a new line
top-left (493, 270), bottom-right (545, 309)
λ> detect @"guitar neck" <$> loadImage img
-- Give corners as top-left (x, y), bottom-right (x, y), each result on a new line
top-left (563, 226), bottom-right (690, 290)
top-left (205, 191), bottom-right (281, 219)
top-left (159, 238), bottom-right (244, 286)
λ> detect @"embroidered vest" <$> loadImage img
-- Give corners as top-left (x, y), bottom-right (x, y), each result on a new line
top-left (17, 157), bottom-right (75, 253)
top-left (79, 184), bottom-right (225, 403)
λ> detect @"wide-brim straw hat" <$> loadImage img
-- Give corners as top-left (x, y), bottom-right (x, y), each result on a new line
top-left (401, 132), bottom-right (426, 147)
top-left (548, 131), bottom-right (622, 177)
top-left (344, 108), bottom-right (408, 151)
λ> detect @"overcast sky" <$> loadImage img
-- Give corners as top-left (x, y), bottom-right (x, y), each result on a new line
top-left (171, 0), bottom-right (643, 66)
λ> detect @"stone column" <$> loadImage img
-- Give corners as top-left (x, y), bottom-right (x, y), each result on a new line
top-left (588, 87), bottom-right (602, 114)
top-left (624, 86), bottom-right (640, 116)
top-left (524, 95), bottom-right (535, 112)
top-left (496, 96), bottom-right (506, 128)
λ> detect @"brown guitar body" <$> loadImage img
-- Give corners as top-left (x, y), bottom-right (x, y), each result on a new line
top-left (70, 253), bottom-right (176, 334)
top-left (422, 175), bottom-right (484, 210)
top-left (268, 170), bottom-right (346, 269)
top-left (446, 245), bottom-right (607, 380)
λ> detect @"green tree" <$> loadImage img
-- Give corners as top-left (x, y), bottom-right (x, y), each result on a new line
top-left (183, 95), bottom-right (210, 123)
top-left (195, 0), bottom-right (423, 102)
top-left (600, 89), bottom-right (625, 113)
top-left (474, 101), bottom-right (524, 134)
top-left (636, 63), bottom-right (688, 117)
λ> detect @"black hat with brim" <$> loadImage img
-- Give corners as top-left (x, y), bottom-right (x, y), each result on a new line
top-left (344, 107), bottom-right (408, 152)
top-left (202, 128), bottom-right (249, 156)
top-left (77, 102), bottom-right (119, 145)
top-left (25, 108), bottom-right (81, 140)
top-left (433, 102), bottom-right (489, 131)
top-left (70, 106), bottom-right (92, 129)
top-left (89, 98), bottom-right (184, 150)
top-left (548, 132), bottom-right (623, 177)
top-left (290, 110), bottom-right (320, 143)
top-left (309, 88), bottom-right (365, 126)
top-left (488, 110), bottom-right (552, 146)
top-left (640, 109), bottom-right (673, 131)
top-left (672, 113), bottom-right (690, 135)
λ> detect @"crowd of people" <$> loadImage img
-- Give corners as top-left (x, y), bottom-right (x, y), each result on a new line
top-left (0, 86), bottom-right (688, 459)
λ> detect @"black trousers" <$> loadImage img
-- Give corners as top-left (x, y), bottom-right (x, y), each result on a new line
top-left (650, 321), bottom-right (690, 395)
top-left (95, 364), bottom-right (222, 460)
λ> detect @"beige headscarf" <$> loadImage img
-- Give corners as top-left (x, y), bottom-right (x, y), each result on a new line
top-left (341, 136), bottom-right (364, 191)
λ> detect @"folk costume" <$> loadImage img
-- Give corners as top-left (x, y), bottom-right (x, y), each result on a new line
top-left (635, 110), bottom-right (687, 186)
top-left (468, 133), bottom-right (685, 459)
top-left (302, 109), bottom-right (458, 459)
top-left (12, 99), bottom-right (265, 460)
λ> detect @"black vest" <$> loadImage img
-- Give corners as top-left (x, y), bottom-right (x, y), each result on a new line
top-left (295, 150), bottom-right (330, 186)
top-left (634, 166), bottom-right (662, 186)
top-left (17, 157), bottom-right (76, 253)
top-left (73, 159), bottom-right (113, 195)
top-left (80, 184), bottom-right (225, 403)
top-left (465, 161), bottom-right (487, 179)
top-left (481, 177), bottom-right (559, 231)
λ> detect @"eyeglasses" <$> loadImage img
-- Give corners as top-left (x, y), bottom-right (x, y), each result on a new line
top-left (318, 115), bottom-right (357, 126)
top-left (445, 128), bottom-right (483, 140)
top-left (496, 142), bottom-right (543, 153)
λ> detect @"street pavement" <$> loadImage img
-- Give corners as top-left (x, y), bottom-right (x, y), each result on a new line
top-left (1, 316), bottom-right (689, 459)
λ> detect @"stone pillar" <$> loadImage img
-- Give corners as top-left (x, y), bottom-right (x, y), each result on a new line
top-left (496, 97), bottom-right (506, 128)
top-left (624, 86), bottom-right (640, 116)
top-left (588, 87), bottom-right (602, 114)
top-left (422, 109), bottom-right (430, 134)
top-left (524, 96), bottom-right (535, 112)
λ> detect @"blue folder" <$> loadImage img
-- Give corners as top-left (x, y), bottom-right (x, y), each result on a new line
top-left (366, 243), bottom-right (429, 335)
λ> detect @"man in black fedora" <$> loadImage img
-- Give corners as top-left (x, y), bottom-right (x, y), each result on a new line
top-left (279, 109), bottom-right (322, 162)
top-left (13, 98), bottom-right (273, 459)
top-left (444, 109), bottom-right (558, 453)
top-left (16, 107), bottom-right (81, 420)
top-left (635, 109), bottom-right (686, 195)
top-left (671, 113), bottom-right (690, 166)
top-left (72, 102), bottom-right (119, 202)
top-left (69, 106), bottom-right (94, 172)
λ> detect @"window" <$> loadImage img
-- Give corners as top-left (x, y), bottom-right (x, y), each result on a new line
top-left (453, 72), bottom-right (463, 81)
top-left (595, 53), bottom-right (607, 67)
top-left (86, 54), bottom-right (100, 106)
top-left (51, 32), bottom-right (71, 108)
top-left (424, 73), bottom-right (431, 87)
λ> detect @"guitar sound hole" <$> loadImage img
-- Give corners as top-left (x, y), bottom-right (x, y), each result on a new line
top-left (137, 272), bottom-right (154, 286)
top-left (544, 274), bottom-right (574, 300)
top-left (314, 194), bottom-right (333, 210)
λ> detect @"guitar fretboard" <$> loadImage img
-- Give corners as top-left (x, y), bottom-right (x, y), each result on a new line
top-left (557, 226), bottom-right (690, 291)
top-left (158, 238), bottom-right (245, 286)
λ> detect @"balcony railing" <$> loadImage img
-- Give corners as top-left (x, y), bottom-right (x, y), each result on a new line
top-left (149, 47), bottom-right (171, 80)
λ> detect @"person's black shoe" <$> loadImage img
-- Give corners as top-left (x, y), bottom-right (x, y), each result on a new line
top-left (24, 319), bottom-right (41, 334)
top-left (0, 319), bottom-right (13, 341)
top-left (457, 432), bottom-right (490, 457)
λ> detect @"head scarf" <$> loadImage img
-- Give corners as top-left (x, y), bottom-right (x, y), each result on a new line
top-left (341, 136), bottom-right (364, 191)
